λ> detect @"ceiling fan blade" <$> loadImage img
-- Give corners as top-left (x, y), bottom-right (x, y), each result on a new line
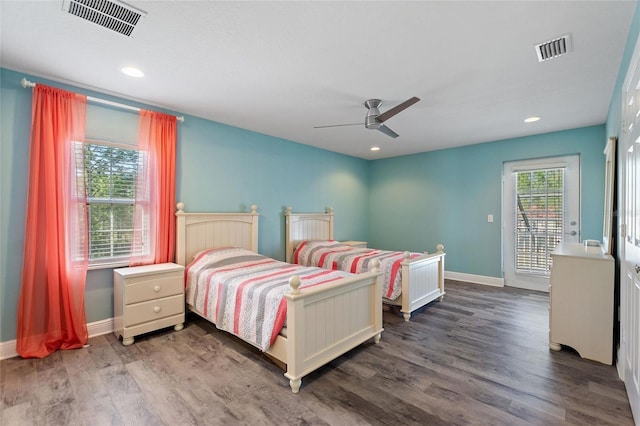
top-left (376, 96), bottom-right (420, 123)
top-left (313, 123), bottom-right (362, 129)
top-left (377, 124), bottom-right (399, 138)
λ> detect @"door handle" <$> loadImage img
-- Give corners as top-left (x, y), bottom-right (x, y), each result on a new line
top-left (565, 231), bottom-right (577, 236)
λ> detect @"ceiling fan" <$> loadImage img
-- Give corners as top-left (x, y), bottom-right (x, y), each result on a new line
top-left (314, 96), bottom-right (420, 138)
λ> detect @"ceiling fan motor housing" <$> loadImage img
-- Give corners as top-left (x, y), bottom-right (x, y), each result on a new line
top-left (364, 99), bottom-right (382, 129)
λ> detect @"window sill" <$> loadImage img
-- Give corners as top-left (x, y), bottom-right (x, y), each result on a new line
top-left (87, 261), bottom-right (129, 271)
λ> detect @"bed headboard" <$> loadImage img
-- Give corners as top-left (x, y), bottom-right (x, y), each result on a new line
top-left (284, 206), bottom-right (334, 263)
top-left (175, 202), bottom-right (259, 266)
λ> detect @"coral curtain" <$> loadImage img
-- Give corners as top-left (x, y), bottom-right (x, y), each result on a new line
top-left (130, 110), bottom-right (177, 266)
top-left (17, 85), bottom-right (88, 358)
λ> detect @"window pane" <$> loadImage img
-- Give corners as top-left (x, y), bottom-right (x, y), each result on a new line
top-left (88, 203), bottom-right (134, 259)
top-left (514, 168), bottom-right (565, 275)
top-left (83, 141), bottom-right (143, 263)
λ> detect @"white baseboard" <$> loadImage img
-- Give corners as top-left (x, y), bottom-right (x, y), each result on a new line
top-left (88, 317), bottom-right (115, 338)
top-left (0, 340), bottom-right (18, 361)
top-left (617, 345), bottom-right (623, 380)
top-left (445, 271), bottom-right (504, 287)
top-left (87, 318), bottom-right (113, 338)
top-left (0, 318), bottom-right (114, 361)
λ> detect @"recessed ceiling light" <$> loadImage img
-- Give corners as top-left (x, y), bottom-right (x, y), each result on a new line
top-left (524, 116), bottom-right (541, 123)
top-left (370, 146), bottom-right (380, 151)
top-left (121, 67), bottom-right (144, 78)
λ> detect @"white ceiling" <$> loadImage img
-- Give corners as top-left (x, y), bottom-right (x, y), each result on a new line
top-left (1, 1), bottom-right (636, 160)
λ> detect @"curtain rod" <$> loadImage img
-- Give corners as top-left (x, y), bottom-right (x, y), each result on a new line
top-left (21, 78), bottom-right (184, 123)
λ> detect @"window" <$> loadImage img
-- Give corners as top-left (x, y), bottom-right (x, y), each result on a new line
top-left (76, 140), bottom-right (147, 266)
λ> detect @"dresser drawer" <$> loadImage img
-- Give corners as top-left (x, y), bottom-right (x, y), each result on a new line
top-left (125, 271), bottom-right (183, 304)
top-left (124, 294), bottom-right (184, 327)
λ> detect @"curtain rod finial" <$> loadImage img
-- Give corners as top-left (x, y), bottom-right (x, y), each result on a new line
top-left (21, 78), bottom-right (35, 88)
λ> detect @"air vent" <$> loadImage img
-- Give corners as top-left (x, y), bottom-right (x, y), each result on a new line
top-left (535, 34), bottom-right (572, 62)
top-left (62, 0), bottom-right (146, 37)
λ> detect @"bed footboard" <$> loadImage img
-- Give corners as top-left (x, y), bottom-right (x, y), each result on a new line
top-left (282, 263), bottom-right (383, 393)
top-left (400, 244), bottom-right (446, 321)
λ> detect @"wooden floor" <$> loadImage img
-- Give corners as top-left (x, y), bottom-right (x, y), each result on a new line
top-left (1, 280), bottom-right (635, 425)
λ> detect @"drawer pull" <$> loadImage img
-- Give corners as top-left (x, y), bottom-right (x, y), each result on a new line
top-left (154, 306), bottom-right (161, 313)
top-left (153, 285), bottom-right (161, 292)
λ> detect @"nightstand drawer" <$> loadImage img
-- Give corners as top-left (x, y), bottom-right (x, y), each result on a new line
top-left (124, 294), bottom-right (184, 327)
top-left (125, 271), bottom-right (183, 304)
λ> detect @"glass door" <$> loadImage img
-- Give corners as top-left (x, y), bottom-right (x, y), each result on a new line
top-left (503, 155), bottom-right (580, 291)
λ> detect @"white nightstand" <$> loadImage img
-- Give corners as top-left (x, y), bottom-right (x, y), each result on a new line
top-left (114, 263), bottom-right (185, 346)
top-left (341, 241), bottom-right (368, 248)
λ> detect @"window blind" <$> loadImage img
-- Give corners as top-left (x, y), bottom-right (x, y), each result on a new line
top-left (79, 140), bottom-right (142, 262)
top-left (514, 167), bottom-right (565, 275)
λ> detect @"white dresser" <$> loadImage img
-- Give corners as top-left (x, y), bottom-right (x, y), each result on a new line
top-left (548, 242), bottom-right (614, 364)
top-left (114, 263), bottom-right (185, 346)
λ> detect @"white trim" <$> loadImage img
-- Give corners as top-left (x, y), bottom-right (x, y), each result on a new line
top-left (0, 340), bottom-right (18, 361)
top-left (445, 271), bottom-right (504, 287)
top-left (0, 318), bottom-right (114, 360)
top-left (503, 277), bottom-right (550, 293)
top-left (510, 161), bottom-right (568, 172)
top-left (617, 345), bottom-right (623, 380)
top-left (87, 317), bottom-right (115, 338)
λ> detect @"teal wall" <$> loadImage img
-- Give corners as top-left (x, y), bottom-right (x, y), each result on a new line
top-left (176, 116), bottom-right (370, 259)
top-left (369, 126), bottom-right (607, 278)
top-left (3, 0), bottom-right (639, 343)
top-left (0, 68), bottom-right (369, 342)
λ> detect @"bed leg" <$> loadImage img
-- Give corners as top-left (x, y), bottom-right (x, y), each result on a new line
top-left (402, 312), bottom-right (411, 322)
top-left (438, 295), bottom-right (444, 302)
top-left (289, 378), bottom-right (302, 393)
top-left (374, 332), bottom-right (382, 344)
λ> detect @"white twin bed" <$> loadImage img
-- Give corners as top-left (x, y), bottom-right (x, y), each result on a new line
top-left (285, 207), bottom-right (446, 321)
top-left (175, 203), bottom-right (384, 393)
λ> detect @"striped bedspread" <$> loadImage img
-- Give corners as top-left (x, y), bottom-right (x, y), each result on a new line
top-left (185, 246), bottom-right (351, 351)
top-left (293, 240), bottom-right (420, 300)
